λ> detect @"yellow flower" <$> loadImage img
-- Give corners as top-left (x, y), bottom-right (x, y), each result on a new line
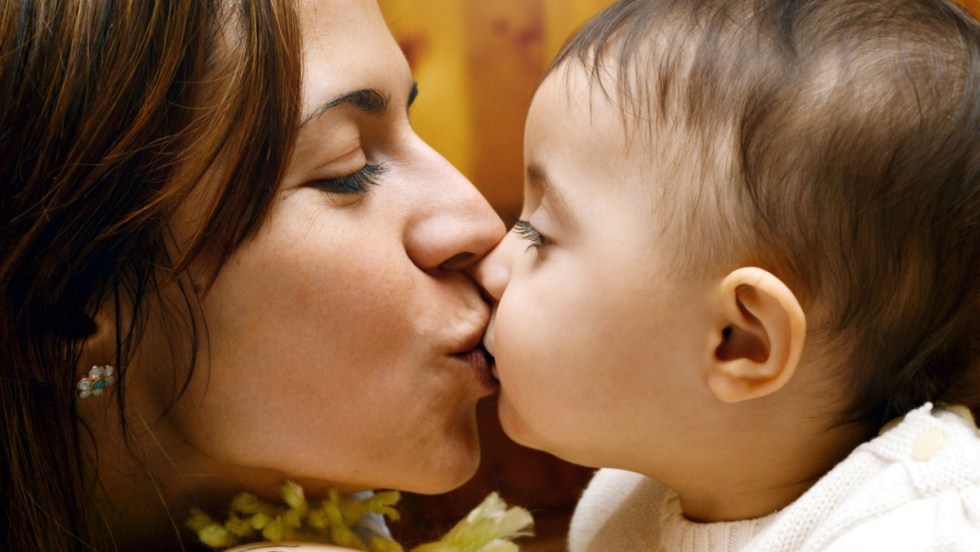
top-left (189, 483), bottom-right (533, 552)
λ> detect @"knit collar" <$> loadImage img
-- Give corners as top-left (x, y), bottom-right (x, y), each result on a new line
top-left (659, 490), bottom-right (780, 552)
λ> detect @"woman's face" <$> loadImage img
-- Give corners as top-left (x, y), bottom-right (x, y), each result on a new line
top-left (145, 0), bottom-right (504, 494)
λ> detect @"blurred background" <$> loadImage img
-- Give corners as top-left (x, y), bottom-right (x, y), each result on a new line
top-left (380, 0), bottom-right (616, 215)
top-left (377, 0), bottom-right (980, 549)
top-left (377, 0), bottom-right (614, 549)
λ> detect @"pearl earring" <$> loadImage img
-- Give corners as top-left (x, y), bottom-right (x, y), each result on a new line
top-left (76, 364), bottom-right (115, 398)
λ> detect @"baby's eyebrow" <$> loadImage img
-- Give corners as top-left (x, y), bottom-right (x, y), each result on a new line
top-left (526, 162), bottom-right (571, 214)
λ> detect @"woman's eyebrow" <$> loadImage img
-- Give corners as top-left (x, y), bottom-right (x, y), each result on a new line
top-left (300, 82), bottom-right (419, 128)
top-left (300, 89), bottom-right (387, 127)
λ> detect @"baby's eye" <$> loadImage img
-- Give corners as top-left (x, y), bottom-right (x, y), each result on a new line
top-left (312, 163), bottom-right (386, 194)
top-left (511, 218), bottom-right (549, 248)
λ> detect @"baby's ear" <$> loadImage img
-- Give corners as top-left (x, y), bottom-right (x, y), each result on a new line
top-left (706, 267), bottom-right (806, 403)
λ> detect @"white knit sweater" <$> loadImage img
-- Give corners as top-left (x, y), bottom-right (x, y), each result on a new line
top-left (568, 403), bottom-right (980, 551)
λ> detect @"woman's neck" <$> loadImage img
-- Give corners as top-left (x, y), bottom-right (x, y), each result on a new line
top-left (80, 404), bottom-right (246, 549)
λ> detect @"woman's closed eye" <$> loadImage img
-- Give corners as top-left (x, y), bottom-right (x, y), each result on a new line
top-left (313, 162), bottom-right (387, 194)
top-left (511, 218), bottom-right (549, 249)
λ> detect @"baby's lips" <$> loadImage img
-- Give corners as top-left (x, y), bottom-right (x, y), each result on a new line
top-left (481, 316), bottom-right (501, 382)
top-left (482, 311), bottom-right (497, 357)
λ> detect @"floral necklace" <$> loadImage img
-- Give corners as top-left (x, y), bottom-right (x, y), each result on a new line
top-left (187, 481), bottom-right (534, 552)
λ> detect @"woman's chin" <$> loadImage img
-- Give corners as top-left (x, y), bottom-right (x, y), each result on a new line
top-left (406, 442), bottom-right (482, 494)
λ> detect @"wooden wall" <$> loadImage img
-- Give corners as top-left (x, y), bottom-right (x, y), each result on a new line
top-left (959, 0), bottom-right (980, 18)
top-left (379, 0), bottom-right (615, 215)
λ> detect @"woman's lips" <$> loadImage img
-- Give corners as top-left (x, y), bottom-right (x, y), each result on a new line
top-left (453, 345), bottom-right (498, 389)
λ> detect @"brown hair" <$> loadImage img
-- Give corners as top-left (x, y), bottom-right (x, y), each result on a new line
top-left (550, 0), bottom-right (980, 427)
top-left (0, 1), bottom-right (301, 549)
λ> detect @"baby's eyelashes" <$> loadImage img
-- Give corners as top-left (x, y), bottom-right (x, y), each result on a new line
top-left (511, 219), bottom-right (549, 247)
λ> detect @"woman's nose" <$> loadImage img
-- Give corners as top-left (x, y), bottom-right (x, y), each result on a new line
top-left (402, 141), bottom-right (505, 273)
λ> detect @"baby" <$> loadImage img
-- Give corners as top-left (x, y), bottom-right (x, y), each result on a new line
top-left (475, 0), bottom-right (980, 549)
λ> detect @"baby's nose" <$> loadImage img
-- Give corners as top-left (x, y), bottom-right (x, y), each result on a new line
top-left (482, 309), bottom-right (498, 357)
top-left (471, 238), bottom-right (513, 302)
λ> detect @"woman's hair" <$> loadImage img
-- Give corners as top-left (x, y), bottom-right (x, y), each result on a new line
top-left (550, 0), bottom-right (980, 428)
top-left (0, 1), bottom-right (302, 548)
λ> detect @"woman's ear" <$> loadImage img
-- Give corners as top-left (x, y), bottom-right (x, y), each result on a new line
top-left (706, 267), bottom-right (806, 403)
top-left (77, 300), bottom-right (118, 376)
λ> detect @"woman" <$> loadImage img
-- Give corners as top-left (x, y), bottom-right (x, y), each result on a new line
top-left (0, 1), bottom-right (504, 550)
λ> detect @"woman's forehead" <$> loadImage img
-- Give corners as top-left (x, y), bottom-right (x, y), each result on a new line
top-left (296, 0), bottom-right (412, 121)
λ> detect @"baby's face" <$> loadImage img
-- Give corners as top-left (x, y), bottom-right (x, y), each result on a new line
top-left (476, 64), bottom-right (717, 469)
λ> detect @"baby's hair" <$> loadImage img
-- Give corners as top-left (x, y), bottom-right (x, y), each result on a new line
top-left (550, 0), bottom-right (980, 428)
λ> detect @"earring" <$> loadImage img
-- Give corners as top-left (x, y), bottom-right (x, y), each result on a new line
top-left (76, 364), bottom-right (115, 398)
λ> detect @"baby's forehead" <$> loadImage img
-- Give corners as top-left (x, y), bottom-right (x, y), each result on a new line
top-left (530, 66), bottom-right (658, 175)
top-left (540, 60), bottom-right (731, 184)
top-left (537, 62), bottom-right (679, 145)
top-left (528, 64), bottom-right (730, 235)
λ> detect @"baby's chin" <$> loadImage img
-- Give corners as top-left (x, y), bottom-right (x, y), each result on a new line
top-left (496, 393), bottom-right (610, 469)
top-left (496, 394), bottom-right (554, 453)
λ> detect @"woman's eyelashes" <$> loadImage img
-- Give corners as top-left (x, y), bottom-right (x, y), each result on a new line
top-left (511, 218), bottom-right (549, 248)
top-left (313, 162), bottom-right (387, 194)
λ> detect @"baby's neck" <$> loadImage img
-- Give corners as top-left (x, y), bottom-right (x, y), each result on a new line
top-left (677, 474), bottom-right (825, 522)
top-left (657, 404), bottom-right (872, 523)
